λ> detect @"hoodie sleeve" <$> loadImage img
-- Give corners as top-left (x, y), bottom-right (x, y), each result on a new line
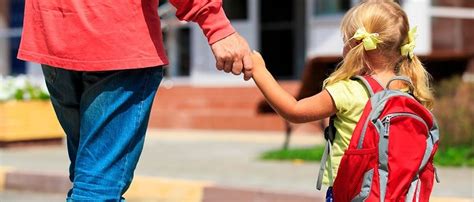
top-left (170, 0), bottom-right (236, 44)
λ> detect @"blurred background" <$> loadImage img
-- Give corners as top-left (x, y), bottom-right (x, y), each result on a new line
top-left (0, 0), bottom-right (473, 201)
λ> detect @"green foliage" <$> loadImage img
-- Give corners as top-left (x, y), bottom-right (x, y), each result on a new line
top-left (0, 75), bottom-right (50, 101)
top-left (260, 145), bottom-right (325, 161)
top-left (434, 146), bottom-right (474, 167)
top-left (261, 145), bottom-right (473, 167)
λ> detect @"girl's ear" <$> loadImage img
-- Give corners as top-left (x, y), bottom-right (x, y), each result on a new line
top-left (343, 44), bottom-right (350, 57)
top-left (352, 39), bottom-right (362, 46)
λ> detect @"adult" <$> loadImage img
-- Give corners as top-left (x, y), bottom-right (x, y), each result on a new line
top-left (17, 0), bottom-right (252, 201)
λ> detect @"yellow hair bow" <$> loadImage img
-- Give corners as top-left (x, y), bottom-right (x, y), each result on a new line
top-left (352, 27), bottom-right (383, 51)
top-left (401, 26), bottom-right (417, 59)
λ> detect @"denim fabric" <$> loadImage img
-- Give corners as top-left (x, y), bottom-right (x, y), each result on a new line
top-left (42, 65), bottom-right (163, 201)
top-left (326, 186), bottom-right (334, 202)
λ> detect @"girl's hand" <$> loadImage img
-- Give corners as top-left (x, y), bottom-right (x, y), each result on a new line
top-left (250, 50), bottom-right (336, 123)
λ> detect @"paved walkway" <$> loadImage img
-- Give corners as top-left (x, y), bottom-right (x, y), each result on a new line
top-left (0, 129), bottom-right (473, 201)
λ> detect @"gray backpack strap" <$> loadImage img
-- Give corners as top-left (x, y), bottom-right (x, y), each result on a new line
top-left (386, 76), bottom-right (414, 93)
top-left (316, 116), bottom-right (336, 190)
top-left (316, 139), bottom-right (334, 190)
top-left (434, 167), bottom-right (441, 183)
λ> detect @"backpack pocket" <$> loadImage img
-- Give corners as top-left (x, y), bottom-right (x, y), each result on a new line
top-left (333, 147), bottom-right (377, 201)
top-left (383, 113), bottom-right (430, 200)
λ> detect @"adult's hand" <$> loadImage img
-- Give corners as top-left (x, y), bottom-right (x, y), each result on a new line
top-left (210, 33), bottom-right (253, 81)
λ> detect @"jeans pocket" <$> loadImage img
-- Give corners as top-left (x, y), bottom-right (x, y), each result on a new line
top-left (150, 67), bottom-right (164, 85)
top-left (154, 67), bottom-right (164, 77)
top-left (41, 65), bottom-right (58, 84)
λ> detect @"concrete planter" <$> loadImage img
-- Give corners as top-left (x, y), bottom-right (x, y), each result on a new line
top-left (0, 101), bottom-right (63, 146)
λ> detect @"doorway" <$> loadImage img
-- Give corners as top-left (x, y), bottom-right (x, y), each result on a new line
top-left (259, 0), bottom-right (306, 79)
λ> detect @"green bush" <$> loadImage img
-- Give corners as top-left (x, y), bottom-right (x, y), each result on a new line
top-left (434, 145), bottom-right (474, 167)
top-left (0, 75), bottom-right (50, 101)
top-left (261, 145), bottom-right (325, 161)
top-left (261, 144), bottom-right (474, 167)
top-left (433, 76), bottom-right (473, 150)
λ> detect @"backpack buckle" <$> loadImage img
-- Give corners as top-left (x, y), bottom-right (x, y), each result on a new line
top-left (324, 116), bottom-right (337, 143)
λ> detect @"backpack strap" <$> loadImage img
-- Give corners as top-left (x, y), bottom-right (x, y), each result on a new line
top-left (352, 75), bottom-right (385, 96)
top-left (316, 76), bottom-right (383, 191)
top-left (316, 116), bottom-right (336, 190)
top-left (386, 75), bottom-right (414, 94)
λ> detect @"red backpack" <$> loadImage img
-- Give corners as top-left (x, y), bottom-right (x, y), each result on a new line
top-left (316, 75), bottom-right (440, 202)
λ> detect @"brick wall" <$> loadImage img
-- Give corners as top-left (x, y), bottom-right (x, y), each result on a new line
top-left (148, 82), bottom-right (323, 133)
top-left (433, 0), bottom-right (474, 7)
top-left (432, 18), bottom-right (474, 54)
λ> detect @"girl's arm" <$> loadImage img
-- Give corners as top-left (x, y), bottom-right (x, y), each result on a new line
top-left (251, 51), bottom-right (336, 123)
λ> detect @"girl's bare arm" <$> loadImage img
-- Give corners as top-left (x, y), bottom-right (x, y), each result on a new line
top-left (251, 51), bottom-right (336, 123)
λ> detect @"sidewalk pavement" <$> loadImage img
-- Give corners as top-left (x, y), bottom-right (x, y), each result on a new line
top-left (0, 129), bottom-right (473, 202)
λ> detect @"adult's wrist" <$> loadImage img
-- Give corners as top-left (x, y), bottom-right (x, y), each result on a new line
top-left (196, 6), bottom-right (236, 44)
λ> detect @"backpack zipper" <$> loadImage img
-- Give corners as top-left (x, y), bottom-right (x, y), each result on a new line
top-left (381, 113), bottom-right (429, 137)
top-left (382, 116), bottom-right (391, 137)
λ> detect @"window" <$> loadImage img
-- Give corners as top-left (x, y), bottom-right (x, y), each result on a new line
top-left (9, 0), bottom-right (26, 74)
top-left (313, 0), bottom-right (351, 16)
top-left (177, 27), bottom-right (191, 76)
top-left (260, 0), bottom-right (293, 23)
top-left (223, 0), bottom-right (248, 20)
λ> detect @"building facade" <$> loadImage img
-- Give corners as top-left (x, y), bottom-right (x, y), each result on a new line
top-left (0, 0), bottom-right (472, 81)
top-left (166, 0), bottom-right (472, 85)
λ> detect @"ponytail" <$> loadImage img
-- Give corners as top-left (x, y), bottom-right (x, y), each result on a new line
top-left (398, 56), bottom-right (434, 109)
top-left (324, 43), bottom-right (366, 87)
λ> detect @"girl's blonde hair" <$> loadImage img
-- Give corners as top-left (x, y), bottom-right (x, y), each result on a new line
top-left (323, 0), bottom-right (434, 109)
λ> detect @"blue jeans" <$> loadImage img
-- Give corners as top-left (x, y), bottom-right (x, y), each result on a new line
top-left (326, 186), bottom-right (333, 202)
top-left (42, 65), bottom-right (163, 201)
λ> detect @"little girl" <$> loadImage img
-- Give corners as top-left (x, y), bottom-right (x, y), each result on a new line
top-left (251, 0), bottom-right (434, 200)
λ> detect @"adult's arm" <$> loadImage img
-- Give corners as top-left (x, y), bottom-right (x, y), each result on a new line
top-left (170, 0), bottom-right (234, 44)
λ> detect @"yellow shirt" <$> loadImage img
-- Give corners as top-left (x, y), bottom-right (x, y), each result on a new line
top-left (323, 79), bottom-right (370, 185)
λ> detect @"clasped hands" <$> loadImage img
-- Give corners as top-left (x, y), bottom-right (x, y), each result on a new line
top-left (210, 33), bottom-right (264, 81)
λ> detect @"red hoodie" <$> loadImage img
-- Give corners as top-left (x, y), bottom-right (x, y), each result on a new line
top-left (17, 0), bottom-right (235, 71)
